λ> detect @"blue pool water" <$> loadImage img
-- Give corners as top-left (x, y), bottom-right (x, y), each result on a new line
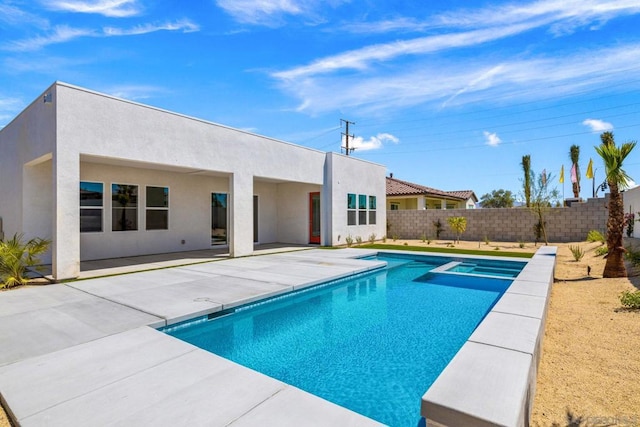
top-left (164, 254), bottom-right (518, 426)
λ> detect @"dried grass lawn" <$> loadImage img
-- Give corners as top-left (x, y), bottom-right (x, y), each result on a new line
top-left (1, 240), bottom-right (639, 426)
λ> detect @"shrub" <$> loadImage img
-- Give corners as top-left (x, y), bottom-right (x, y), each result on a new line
top-left (620, 290), bottom-right (640, 309)
top-left (624, 212), bottom-right (636, 237)
top-left (345, 235), bottom-right (353, 247)
top-left (0, 233), bottom-right (50, 289)
top-left (447, 217), bottom-right (467, 244)
top-left (569, 245), bottom-right (584, 261)
top-left (595, 246), bottom-right (608, 257)
top-left (586, 230), bottom-right (605, 244)
top-left (355, 236), bottom-right (363, 245)
top-left (625, 247), bottom-right (640, 266)
top-left (392, 234), bottom-right (399, 242)
top-left (382, 235), bottom-right (387, 243)
top-left (420, 233), bottom-right (427, 243)
top-left (368, 233), bottom-right (376, 244)
top-left (433, 219), bottom-right (444, 239)
top-left (483, 235), bottom-right (490, 245)
top-left (518, 240), bottom-right (526, 249)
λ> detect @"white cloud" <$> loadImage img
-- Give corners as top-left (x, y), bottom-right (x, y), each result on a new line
top-left (104, 84), bottom-right (167, 100)
top-left (0, 4), bottom-right (49, 27)
top-left (3, 25), bottom-right (95, 51)
top-left (3, 19), bottom-right (199, 51)
top-left (43, 0), bottom-right (142, 17)
top-left (104, 19), bottom-right (199, 36)
top-left (483, 131), bottom-right (501, 147)
top-left (582, 118), bottom-right (614, 132)
top-left (346, 133), bottom-right (399, 152)
top-left (216, 0), bottom-right (344, 26)
top-left (276, 42), bottom-right (640, 115)
top-left (0, 96), bottom-right (25, 128)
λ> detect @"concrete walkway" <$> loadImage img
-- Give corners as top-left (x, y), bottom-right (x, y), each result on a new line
top-left (0, 248), bottom-right (385, 426)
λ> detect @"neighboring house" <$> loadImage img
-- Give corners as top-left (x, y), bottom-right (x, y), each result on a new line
top-left (386, 176), bottom-right (478, 210)
top-left (0, 82), bottom-right (386, 280)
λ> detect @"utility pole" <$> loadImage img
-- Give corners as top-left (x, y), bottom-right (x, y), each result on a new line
top-left (341, 119), bottom-right (355, 156)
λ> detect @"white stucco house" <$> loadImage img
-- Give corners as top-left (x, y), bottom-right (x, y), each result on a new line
top-left (0, 82), bottom-right (386, 281)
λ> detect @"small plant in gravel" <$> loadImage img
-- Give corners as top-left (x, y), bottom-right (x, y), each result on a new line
top-left (620, 290), bottom-right (640, 309)
top-left (420, 233), bottom-right (427, 243)
top-left (368, 233), bottom-right (376, 244)
top-left (355, 236), bottom-right (363, 245)
top-left (382, 235), bottom-right (387, 243)
top-left (518, 240), bottom-right (526, 248)
top-left (595, 246), bottom-right (608, 257)
top-left (483, 235), bottom-right (490, 245)
top-left (433, 219), bottom-right (444, 239)
top-left (569, 245), bottom-right (585, 261)
top-left (494, 247), bottom-right (500, 251)
top-left (392, 234), bottom-right (399, 242)
top-left (345, 235), bottom-right (353, 247)
top-left (586, 230), bottom-right (605, 244)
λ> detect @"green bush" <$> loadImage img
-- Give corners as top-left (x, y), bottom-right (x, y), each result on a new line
top-left (595, 246), bottom-right (608, 257)
top-left (368, 233), bottom-right (376, 244)
top-left (620, 290), bottom-right (640, 309)
top-left (0, 233), bottom-right (50, 289)
top-left (625, 247), bottom-right (640, 266)
top-left (586, 230), bottom-right (605, 244)
top-left (569, 245), bottom-right (584, 261)
top-left (355, 236), bottom-right (363, 245)
top-left (345, 235), bottom-right (353, 247)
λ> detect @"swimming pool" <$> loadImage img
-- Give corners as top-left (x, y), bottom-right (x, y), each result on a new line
top-left (163, 253), bottom-right (523, 426)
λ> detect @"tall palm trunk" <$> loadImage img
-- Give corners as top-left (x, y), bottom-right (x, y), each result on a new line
top-left (603, 181), bottom-right (626, 277)
top-left (596, 131), bottom-right (637, 278)
top-left (570, 144), bottom-right (581, 198)
top-left (522, 155), bottom-right (531, 207)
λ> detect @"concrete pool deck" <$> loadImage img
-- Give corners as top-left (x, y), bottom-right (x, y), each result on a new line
top-left (0, 247), bottom-right (556, 426)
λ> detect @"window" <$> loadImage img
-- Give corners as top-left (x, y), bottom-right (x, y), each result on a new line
top-left (358, 194), bottom-right (367, 225)
top-left (112, 184), bottom-right (138, 231)
top-left (80, 181), bottom-right (103, 232)
top-left (390, 203), bottom-right (399, 211)
top-left (347, 193), bottom-right (357, 225)
top-left (369, 195), bottom-right (377, 225)
top-left (146, 186), bottom-right (168, 230)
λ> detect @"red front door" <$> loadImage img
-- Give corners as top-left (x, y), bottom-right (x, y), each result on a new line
top-left (309, 192), bottom-right (321, 244)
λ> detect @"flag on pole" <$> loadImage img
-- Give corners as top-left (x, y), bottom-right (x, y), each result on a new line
top-left (559, 165), bottom-right (564, 183)
top-left (570, 164), bottom-right (577, 183)
top-left (542, 169), bottom-right (547, 186)
top-left (586, 158), bottom-right (594, 179)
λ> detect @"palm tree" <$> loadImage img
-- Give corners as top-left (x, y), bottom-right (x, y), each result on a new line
top-left (569, 144), bottom-right (581, 198)
top-left (595, 132), bottom-right (636, 278)
top-left (0, 233), bottom-right (50, 288)
top-left (521, 155), bottom-right (532, 207)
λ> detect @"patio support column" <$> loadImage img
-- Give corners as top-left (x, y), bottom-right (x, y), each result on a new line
top-left (441, 200), bottom-right (447, 210)
top-left (229, 172), bottom-right (253, 257)
top-left (52, 151), bottom-right (80, 280)
top-left (417, 196), bottom-right (426, 210)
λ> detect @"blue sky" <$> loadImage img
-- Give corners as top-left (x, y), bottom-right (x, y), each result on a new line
top-left (2, 0), bottom-right (640, 202)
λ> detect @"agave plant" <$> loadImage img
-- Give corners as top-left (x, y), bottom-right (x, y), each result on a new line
top-left (0, 233), bottom-right (50, 289)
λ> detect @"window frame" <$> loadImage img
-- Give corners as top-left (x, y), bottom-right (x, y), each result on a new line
top-left (80, 181), bottom-right (104, 233)
top-left (111, 183), bottom-right (139, 232)
top-left (347, 193), bottom-right (357, 226)
top-left (145, 185), bottom-right (169, 231)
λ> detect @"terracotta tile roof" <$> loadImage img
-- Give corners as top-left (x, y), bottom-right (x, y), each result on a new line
top-left (446, 190), bottom-right (478, 202)
top-left (386, 177), bottom-right (462, 199)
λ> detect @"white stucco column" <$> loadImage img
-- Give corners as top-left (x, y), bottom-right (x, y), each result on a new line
top-left (441, 200), bottom-right (447, 210)
top-left (52, 151), bottom-right (80, 280)
top-left (417, 196), bottom-right (426, 210)
top-left (229, 172), bottom-right (253, 257)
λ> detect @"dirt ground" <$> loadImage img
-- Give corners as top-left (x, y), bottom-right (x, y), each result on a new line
top-left (1, 240), bottom-right (639, 426)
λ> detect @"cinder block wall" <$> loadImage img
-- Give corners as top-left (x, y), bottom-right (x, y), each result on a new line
top-left (386, 197), bottom-right (608, 243)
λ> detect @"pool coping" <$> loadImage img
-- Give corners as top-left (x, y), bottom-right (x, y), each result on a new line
top-left (419, 245), bottom-right (556, 427)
